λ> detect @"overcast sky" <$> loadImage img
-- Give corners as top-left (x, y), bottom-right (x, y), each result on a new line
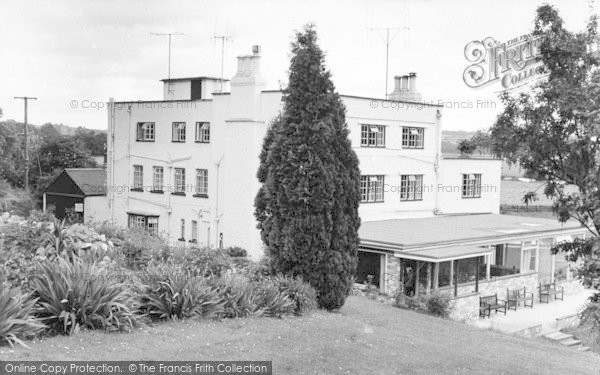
top-left (0, 0), bottom-right (596, 131)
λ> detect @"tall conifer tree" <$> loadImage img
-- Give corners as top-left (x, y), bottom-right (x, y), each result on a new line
top-left (255, 25), bottom-right (361, 310)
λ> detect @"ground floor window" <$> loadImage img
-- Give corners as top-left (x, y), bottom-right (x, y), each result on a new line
top-left (438, 261), bottom-right (452, 287)
top-left (127, 214), bottom-right (158, 235)
top-left (356, 251), bottom-right (381, 287)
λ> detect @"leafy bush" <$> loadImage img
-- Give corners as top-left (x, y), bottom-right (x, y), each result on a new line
top-left (225, 246), bottom-right (248, 258)
top-left (255, 280), bottom-right (295, 318)
top-left (30, 256), bottom-right (139, 335)
top-left (394, 291), bottom-right (454, 318)
top-left (425, 292), bottom-right (454, 318)
top-left (0, 287), bottom-right (45, 347)
top-left (579, 294), bottom-right (600, 344)
top-left (137, 264), bottom-right (225, 321)
top-left (178, 247), bottom-right (233, 277)
top-left (210, 275), bottom-right (263, 318)
top-left (0, 180), bottom-right (37, 216)
top-left (273, 275), bottom-right (317, 316)
top-left (0, 237), bottom-right (37, 288)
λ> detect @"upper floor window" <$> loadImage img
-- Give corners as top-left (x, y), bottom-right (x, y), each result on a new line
top-left (400, 174), bottom-right (423, 201)
top-left (174, 168), bottom-right (186, 194)
top-left (195, 169), bottom-right (208, 197)
top-left (402, 127), bottom-right (424, 149)
top-left (195, 122), bottom-right (210, 143)
top-left (360, 175), bottom-right (384, 203)
top-left (133, 165), bottom-right (143, 191)
top-left (360, 124), bottom-right (385, 147)
top-left (172, 122), bottom-right (186, 142)
top-left (152, 166), bottom-right (164, 192)
top-left (462, 173), bottom-right (482, 198)
top-left (136, 122), bottom-right (155, 142)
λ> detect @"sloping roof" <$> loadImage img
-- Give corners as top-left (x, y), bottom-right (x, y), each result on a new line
top-left (359, 214), bottom-right (586, 252)
top-left (57, 168), bottom-right (106, 196)
top-left (397, 245), bottom-right (493, 262)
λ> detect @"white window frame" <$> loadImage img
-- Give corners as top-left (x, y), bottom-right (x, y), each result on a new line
top-left (462, 173), bottom-right (482, 198)
top-left (400, 174), bottom-right (423, 201)
top-left (152, 166), bottom-right (164, 192)
top-left (195, 169), bottom-right (208, 196)
top-left (174, 168), bottom-right (186, 193)
top-left (172, 122), bottom-right (186, 142)
top-left (133, 165), bottom-right (143, 190)
top-left (360, 175), bottom-right (384, 203)
top-left (195, 122), bottom-right (210, 143)
top-left (136, 122), bottom-right (155, 141)
top-left (360, 124), bottom-right (385, 147)
top-left (402, 127), bottom-right (424, 149)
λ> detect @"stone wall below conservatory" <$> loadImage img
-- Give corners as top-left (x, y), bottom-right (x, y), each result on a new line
top-left (384, 254), bottom-right (401, 295)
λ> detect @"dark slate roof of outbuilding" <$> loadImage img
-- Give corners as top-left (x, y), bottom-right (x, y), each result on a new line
top-left (45, 168), bottom-right (106, 197)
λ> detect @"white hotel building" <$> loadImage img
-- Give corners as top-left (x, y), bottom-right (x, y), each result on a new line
top-left (105, 47), bottom-right (584, 316)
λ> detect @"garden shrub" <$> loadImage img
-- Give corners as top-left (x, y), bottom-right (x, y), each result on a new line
top-left (393, 290), bottom-right (453, 318)
top-left (425, 292), bottom-right (454, 318)
top-left (210, 275), bottom-right (263, 318)
top-left (30, 256), bottom-right (139, 335)
top-left (0, 286), bottom-right (45, 347)
top-left (579, 293), bottom-right (600, 344)
top-left (179, 247), bottom-right (233, 277)
top-left (137, 264), bottom-right (225, 321)
top-left (273, 275), bottom-right (317, 316)
top-left (255, 280), bottom-right (295, 318)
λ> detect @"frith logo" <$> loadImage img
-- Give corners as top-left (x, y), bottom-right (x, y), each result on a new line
top-left (463, 34), bottom-right (545, 90)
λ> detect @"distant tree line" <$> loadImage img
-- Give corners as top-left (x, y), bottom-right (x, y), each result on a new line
top-left (0, 120), bottom-right (106, 205)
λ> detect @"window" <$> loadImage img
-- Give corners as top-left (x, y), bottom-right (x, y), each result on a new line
top-left (128, 214), bottom-right (158, 235)
top-left (172, 122), bottom-right (186, 142)
top-left (136, 122), bottom-right (155, 141)
top-left (133, 165), bottom-right (143, 191)
top-left (360, 175), bottom-right (384, 203)
top-left (152, 166), bottom-right (164, 192)
top-left (179, 219), bottom-right (185, 241)
top-left (195, 169), bottom-right (208, 197)
top-left (402, 127), bottom-right (424, 148)
top-left (195, 122), bottom-right (210, 143)
top-left (191, 220), bottom-right (198, 243)
top-left (438, 261), bottom-right (452, 287)
top-left (360, 125), bottom-right (385, 147)
top-left (174, 168), bottom-right (186, 194)
top-left (462, 173), bottom-right (482, 198)
top-left (400, 174), bottom-right (423, 201)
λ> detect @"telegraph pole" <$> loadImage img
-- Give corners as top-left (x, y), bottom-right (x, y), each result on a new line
top-left (14, 96), bottom-right (37, 190)
top-left (213, 35), bottom-right (232, 93)
top-left (368, 26), bottom-right (410, 99)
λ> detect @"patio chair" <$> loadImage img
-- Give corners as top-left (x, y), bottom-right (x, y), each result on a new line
top-left (479, 294), bottom-right (507, 318)
top-left (506, 287), bottom-right (534, 311)
top-left (538, 282), bottom-right (564, 304)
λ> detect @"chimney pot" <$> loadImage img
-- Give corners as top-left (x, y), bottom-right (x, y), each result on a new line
top-left (252, 45), bottom-right (261, 55)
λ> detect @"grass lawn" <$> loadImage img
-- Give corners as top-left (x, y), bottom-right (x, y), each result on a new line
top-left (2, 297), bottom-right (599, 374)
